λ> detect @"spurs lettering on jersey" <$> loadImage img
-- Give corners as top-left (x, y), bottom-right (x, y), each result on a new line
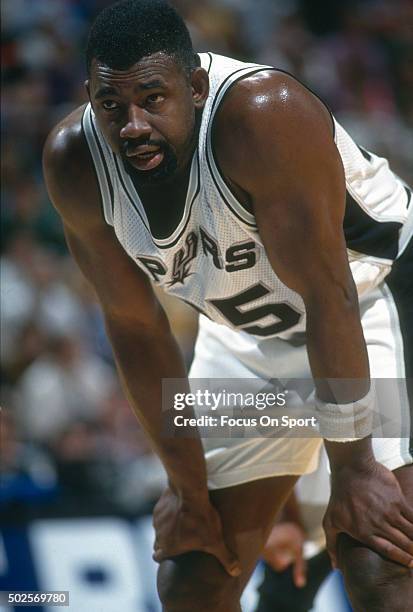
top-left (137, 228), bottom-right (259, 288)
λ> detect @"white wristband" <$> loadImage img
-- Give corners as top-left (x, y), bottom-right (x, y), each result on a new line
top-left (315, 387), bottom-right (374, 442)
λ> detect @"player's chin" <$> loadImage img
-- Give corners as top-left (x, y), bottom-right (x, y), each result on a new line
top-left (129, 156), bottom-right (178, 184)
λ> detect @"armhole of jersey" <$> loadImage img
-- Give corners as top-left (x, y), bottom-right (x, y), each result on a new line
top-left (398, 202), bottom-right (413, 259)
top-left (333, 118), bottom-right (411, 262)
top-left (206, 65), bottom-right (270, 230)
top-left (199, 52), bottom-right (213, 74)
top-left (206, 64), bottom-right (335, 230)
top-left (82, 104), bottom-right (114, 227)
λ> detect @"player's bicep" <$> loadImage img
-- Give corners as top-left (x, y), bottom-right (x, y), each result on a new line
top-left (225, 76), bottom-right (353, 303)
top-left (253, 163), bottom-right (353, 307)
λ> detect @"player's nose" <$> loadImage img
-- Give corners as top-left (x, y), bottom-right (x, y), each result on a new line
top-left (120, 103), bottom-right (152, 140)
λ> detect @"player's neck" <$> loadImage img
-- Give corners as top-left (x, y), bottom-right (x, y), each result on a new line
top-left (128, 153), bottom-right (192, 200)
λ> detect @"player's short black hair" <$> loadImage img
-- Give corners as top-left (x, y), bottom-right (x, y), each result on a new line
top-left (86, 0), bottom-right (199, 77)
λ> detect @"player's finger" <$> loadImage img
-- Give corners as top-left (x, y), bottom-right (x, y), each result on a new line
top-left (380, 526), bottom-right (413, 556)
top-left (153, 545), bottom-right (241, 578)
top-left (152, 545), bottom-right (183, 563)
top-left (153, 546), bottom-right (174, 564)
top-left (153, 548), bottom-right (163, 563)
top-left (152, 544), bottom-right (199, 564)
top-left (394, 515), bottom-right (413, 541)
top-left (401, 502), bottom-right (413, 525)
top-left (369, 536), bottom-right (413, 568)
top-left (293, 550), bottom-right (307, 588)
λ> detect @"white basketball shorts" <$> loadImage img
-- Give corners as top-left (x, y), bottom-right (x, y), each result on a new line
top-left (189, 253), bottom-right (413, 490)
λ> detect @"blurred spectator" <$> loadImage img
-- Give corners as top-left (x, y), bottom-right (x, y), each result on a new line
top-left (17, 334), bottom-right (115, 443)
top-left (50, 420), bottom-right (119, 511)
top-left (0, 408), bottom-right (58, 512)
top-left (0, 231), bottom-right (90, 377)
top-left (49, 389), bottom-right (166, 514)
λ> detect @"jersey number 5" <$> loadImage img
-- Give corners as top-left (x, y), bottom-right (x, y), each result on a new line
top-left (208, 282), bottom-right (301, 337)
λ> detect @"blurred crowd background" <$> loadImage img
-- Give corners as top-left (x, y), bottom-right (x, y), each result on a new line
top-left (1, 0), bottom-right (413, 522)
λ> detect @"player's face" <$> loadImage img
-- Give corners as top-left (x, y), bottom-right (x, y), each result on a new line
top-left (87, 53), bottom-right (208, 184)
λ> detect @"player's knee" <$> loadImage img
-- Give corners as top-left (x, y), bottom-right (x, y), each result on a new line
top-left (157, 551), bottom-right (239, 612)
top-left (338, 534), bottom-right (412, 611)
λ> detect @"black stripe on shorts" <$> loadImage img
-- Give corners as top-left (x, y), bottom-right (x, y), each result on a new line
top-left (385, 236), bottom-right (413, 457)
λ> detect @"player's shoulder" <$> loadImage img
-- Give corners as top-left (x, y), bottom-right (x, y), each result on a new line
top-left (43, 104), bottom-right (88, 173)
top-left (213, 69), bottom-right (334, 186)
top-left (43, 104), bottom-right (100, 226)
top-left (217, 69), bottom-right (330, 131)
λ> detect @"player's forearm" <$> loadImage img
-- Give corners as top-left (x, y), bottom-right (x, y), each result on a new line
top-left (105, 316), bottom-right (209, 497)
top-left (305, 291), bottom-right (376, 466)
top-left (305, 289), bottom-right (370, 401)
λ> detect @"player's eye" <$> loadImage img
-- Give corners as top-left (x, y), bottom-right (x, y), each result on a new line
top-left (146, 94), bottom-right (164, 106)
top-left (102, 100), bottom-right (119, 111)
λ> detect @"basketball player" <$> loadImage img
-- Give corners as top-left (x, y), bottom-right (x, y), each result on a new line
top-left (43, 1), bottom-right (413, 610)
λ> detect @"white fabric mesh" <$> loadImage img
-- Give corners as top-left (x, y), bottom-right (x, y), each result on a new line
top-left (334, 119), bottom-right (409, 223)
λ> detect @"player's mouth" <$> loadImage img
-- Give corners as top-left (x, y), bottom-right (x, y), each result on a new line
top-left (126, 145), bottom-right (165, 171)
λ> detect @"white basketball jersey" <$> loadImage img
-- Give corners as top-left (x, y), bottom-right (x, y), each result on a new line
top-left (82, 52), bottom-right (412, 340)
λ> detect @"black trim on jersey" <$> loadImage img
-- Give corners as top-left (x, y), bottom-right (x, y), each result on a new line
top-left (405, 186), bottom-right (412, 209)
top-left (357, 145), bottom-right (372, 162)
top-left (81, 109), bottom-right (114, 224)
top-left (206, 145), bottom-right (258, 229)
top-left (343, 190), bottom-right (402, 260)
top-left (155, 152), bottom-right (201, 250)
top-left (90, 117), bottom-right (115, 211)
top-left (209, 65), bottom-right (265, 123)
top-left (207, 62), bottom-right (336, 226)
top-left (385, 238), bottom-right (413, 458)
top-left (207, 62), bottom-right (335, 134)
top-left (207, 65), bottom-right (267, 228)
top-left (114, 151), bottom-right (201, 250)
top-left (113, 155), bottom-right (151, 233)
top-left (205, 52), bottom-right (213, 74)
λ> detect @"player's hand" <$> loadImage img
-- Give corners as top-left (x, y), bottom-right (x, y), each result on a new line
top-left (152, 485), bottom-right (241, 577)
top-left (323, 461), bottom-right (413, 569)
top-left (262, 522), bottom-right (307, 587)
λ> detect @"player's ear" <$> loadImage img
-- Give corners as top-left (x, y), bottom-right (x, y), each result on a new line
top-left (191, 68), bottom-right (209, 109)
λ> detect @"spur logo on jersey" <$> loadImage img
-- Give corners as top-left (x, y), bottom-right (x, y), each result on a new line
top-left (169, 232), bottom-right (198, 286)
top-left (136, 227), bottom-right (259, 286)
